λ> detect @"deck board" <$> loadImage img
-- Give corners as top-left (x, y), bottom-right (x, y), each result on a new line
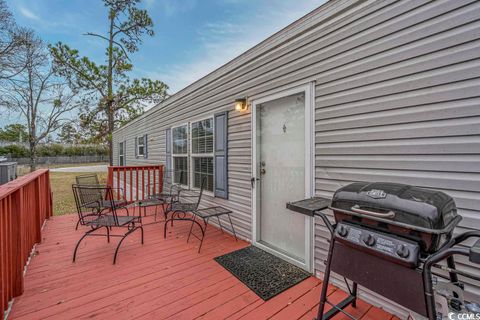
top-left (8, 209), bottom-right (395, 319)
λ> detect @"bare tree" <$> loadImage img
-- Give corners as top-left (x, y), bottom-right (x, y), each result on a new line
top-left (0, 34), bottom-right (79, 171)
top-left (0, 0), bottom-right (31, 81)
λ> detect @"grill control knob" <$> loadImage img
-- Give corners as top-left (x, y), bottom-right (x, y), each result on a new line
top-left (337, 225), bottom-right (348, 237)
top-left (396, 244), bottom-right (410, 258)
top-left (363, 234), bottom-right (376, 246)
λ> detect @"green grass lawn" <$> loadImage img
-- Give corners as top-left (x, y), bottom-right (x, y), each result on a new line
top-left (16, 162), bottom-right (108, 216)
top-left (50, 171), bottom-right (108, 216)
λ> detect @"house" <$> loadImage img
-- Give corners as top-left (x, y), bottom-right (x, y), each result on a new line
top-left (112, 0), bottom-right (480, 316)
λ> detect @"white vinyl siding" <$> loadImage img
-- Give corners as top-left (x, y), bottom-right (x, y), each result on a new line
top-left (112, 0), bottom-right (480, 316)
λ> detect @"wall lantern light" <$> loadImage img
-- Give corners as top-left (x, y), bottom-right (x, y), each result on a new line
top-left (234, 98), bottom-right (248, 112)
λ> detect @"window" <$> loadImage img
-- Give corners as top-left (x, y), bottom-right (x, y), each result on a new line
top-left (172, 124), bottom-right (188, 185)
top-left (167, 113), bottom-right (228, 198)
top-left (137, 136), bottom-right (145, 157)
top-left (191, 118), bottom-right (214, 192)
top-left (173, 157), bottom-right (188, 185)
top-left (193, 157), bottom-right (213, 191)
top-left (191, 118), bottom-right (213, 154)
top-left (119, 142), bottom-right (125, 166)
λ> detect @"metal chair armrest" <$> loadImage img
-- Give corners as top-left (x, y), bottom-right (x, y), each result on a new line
top-left (469, 238), bottom-right (480, 264)
top-left (80, 199), bottom-right (102, 210)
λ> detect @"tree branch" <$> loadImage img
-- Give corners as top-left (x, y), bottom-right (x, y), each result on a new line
top-left (84, 32), bottom-right (131, 61)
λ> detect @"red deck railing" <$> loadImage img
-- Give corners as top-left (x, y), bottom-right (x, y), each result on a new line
top-left (0, 169), bottom-right (52, 319)
top-left (107, 165), bottom-right (164, 202)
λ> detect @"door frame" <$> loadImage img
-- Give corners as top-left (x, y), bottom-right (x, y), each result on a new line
top-left (251, 82), bottom-right (315, 272)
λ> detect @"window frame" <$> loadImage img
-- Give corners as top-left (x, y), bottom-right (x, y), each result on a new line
top-left (119, 141), bottom-right (125, 166)
top-left (171, 123), bottom-right (189, 187)
top-left (189, 116), bottom-right (215, 194)
top-left (137, 135), bottom-right (145, 157)
top-left (170, 116), bottom-right (215, 195)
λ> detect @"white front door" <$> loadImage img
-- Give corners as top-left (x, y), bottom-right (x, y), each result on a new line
top-left (252, 85), bottom-right (314, 272)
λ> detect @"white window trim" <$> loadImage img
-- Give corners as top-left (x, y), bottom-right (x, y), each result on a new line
top-left (171, 123), bottom-right (189, 188)
top-left (119, 142), bottom-right (125, 166)
top-left (189, 116), bottom-right (215, 195)
top-left (137, 135), bottom-right (145, 157)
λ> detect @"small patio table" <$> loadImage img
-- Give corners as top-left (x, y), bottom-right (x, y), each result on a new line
top-left (187, 206), bottom-right (238, 253)
top-left (132, 198), bottom-right (164, 224)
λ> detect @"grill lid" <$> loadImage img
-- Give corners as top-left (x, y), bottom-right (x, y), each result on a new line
top-left (331, 182), bottom-right (457, 230)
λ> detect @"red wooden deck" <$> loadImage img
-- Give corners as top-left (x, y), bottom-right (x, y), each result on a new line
top-left (8, 209), bottom-right (397, 320)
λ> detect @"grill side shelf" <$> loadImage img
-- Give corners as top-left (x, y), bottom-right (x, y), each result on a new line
top-left (286, 197), bottom-right (331, 217)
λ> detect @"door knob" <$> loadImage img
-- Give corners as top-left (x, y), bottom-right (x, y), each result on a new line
top-left (260, 168), bottom-right (266, 175)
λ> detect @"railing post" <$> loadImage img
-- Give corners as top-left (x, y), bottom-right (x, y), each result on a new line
top-left (46, 170), bottom-right (53, 219)
top-left (11, 189), bottom-right (24, 297)
top-left (107, 167), bottom-right (114, 188)
top-left (158, 166), bottom-right (164, 193)
top-left (1, 197), bottom-right (8, 317)
top-left (106, 165), bottom-right (164, 203)
top-left (34, 179), bottom-right (42, 243)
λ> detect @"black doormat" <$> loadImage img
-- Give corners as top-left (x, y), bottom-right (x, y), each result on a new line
top-left (214, 246), bottom-right (310, 300)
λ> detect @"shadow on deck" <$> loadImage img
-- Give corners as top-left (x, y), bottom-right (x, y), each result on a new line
top-left (9, 208), bottom-right (397, 320)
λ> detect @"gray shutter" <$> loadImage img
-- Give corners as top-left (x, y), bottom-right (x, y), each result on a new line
top-left (144, 134), bottom-right (148, 159)
top-left (214, 112), bottom-right (228, 199)
top-left (134, 137), bottom-right (138, 158)
top-left (165, 128), bottom-right (172, 172)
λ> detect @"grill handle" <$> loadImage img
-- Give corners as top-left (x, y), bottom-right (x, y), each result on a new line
top-left (350, 205), bottom-right (395, 219)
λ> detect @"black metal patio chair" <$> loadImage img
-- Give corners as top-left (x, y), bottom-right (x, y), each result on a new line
top-left (74, 173), bottom-right (128, 229)
top-left (72, 184), bottom-right (143, 264)
top-left (163, 177), bottom-right (207, 244)
top-left (143, 170), bottom-right (186, 221)
top-left (75, 173), bottom-right (101, 186)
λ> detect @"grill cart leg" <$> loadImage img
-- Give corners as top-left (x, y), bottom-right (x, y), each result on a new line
top-left (316, 237), bottom-right (358, 320)
top-left (317, 238), bottom-right (335, 319)
top-left (446, 256), bottom-right (459, 287)
top-left (351, 282), bottom-right (358, 308)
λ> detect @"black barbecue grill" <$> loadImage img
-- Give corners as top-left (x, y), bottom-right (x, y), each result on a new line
top-left (331, 182), bottom-right (460, 254)
top-left (287, 182), bottom-right (480, 320)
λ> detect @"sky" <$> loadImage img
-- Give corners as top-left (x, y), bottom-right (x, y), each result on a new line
top-left (0, 0), bottom-right (326, 127)
top-left (3, 0), bottom-right (326, 127)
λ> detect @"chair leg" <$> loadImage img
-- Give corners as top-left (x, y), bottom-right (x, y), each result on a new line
top-left (164, 211), bottom-right (176, 238)
top-left (162, 203), bottom-right (168, 221)
top-left (198, 218), bottom-right (208, 253)
top-left (139, 226), bottom-right (144, 244)
top-left (105, 226), bottom-right (110, 243)
top-left (113, 226), bottom-right (143, 264)
top-left (227, 214), bottom-right (238, 241)
top-left (187, 214), bottom-right (196, 243)
top-left (217, 216), bottom-right (224, 233)
top-left (73, 228), bottom-right (97, 262)
top-left (75, 219), bottom-right (81, 230)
